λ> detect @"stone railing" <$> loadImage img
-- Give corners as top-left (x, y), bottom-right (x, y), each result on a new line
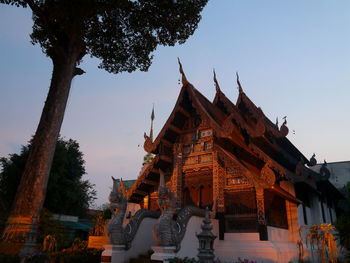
top-left (124, 209), bottom-right (160, 249)
top-left (173, 206), bottom-right (206, 252)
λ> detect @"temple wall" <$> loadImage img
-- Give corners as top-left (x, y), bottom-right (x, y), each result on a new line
top-left (174, 216), bottom-right (305, 263)
top-left (267, 226), bottom-right (289, 242)
top-left (214, 235), bottom-right (300, 263)
top-left (176, 216), bottom-right (219, 258)
top-left (307, 194), bottom-right (321, 225)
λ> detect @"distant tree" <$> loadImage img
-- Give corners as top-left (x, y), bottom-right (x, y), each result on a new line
top-left (335, 182), bottom-right (350, 252)
top-left (0, 0), bottom-right (208, 241)
top-left (0, 137), bottom-right (96, 218)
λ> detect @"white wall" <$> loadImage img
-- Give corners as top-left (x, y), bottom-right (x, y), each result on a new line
top-left (176, 216), bottom-right (301, 263)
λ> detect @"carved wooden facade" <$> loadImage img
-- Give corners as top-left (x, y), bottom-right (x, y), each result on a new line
top-left (125, 73), bottom-right (327, 240)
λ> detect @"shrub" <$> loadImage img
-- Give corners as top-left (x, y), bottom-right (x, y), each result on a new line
top-left (51, 248), bottom-right (102, 263)
top-left (0, 254), bottom-right (20, 263)
top-left (305, 224), bottom-right (338, 263)
top-left (42, 235), bottom-right (57, 252)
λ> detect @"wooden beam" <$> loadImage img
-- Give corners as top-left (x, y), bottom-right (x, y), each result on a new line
top-left (169, 124), bottom-right (182, 134)
top-left (134, 189), bottom-right (148, 196)
top-left (161, 139), bottom-right (173, 148)
top-left (159, 154), bottom-right (172, 163)
top-left (178, 107), bottom-right (191, 118)
top-left (143, 179), bottom-right (158, 186)
top-left (150, 168), bottom-right (159, 174)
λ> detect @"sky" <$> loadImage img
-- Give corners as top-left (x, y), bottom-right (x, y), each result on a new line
top-left (1, 1), bottom-right (350, 207)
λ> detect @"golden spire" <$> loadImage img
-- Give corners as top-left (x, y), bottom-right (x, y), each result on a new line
top-left (213, 69), bottom-right (220, 92)
top-left (178, 57), bottom-right (188, 86)
top-left (236, 71), bottom-right (243, 93)
top-left (150, 104), bottom-right (155, 142)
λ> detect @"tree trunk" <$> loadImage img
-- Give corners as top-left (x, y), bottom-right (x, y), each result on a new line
top-left (2, 53), bottom-right (79, 243)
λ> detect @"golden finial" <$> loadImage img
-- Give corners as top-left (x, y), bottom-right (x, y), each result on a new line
top-left (213, 69), bottom-right (220, 92)
top-left (178, 57), bottom-right (188, 86)
top-left (236, 71), bottom-right (243, 93)
top-left (150, 104), bottom-right (155, 142)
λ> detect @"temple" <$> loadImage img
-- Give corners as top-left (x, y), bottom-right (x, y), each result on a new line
top-left (113, 63), bottom-right (342, 262)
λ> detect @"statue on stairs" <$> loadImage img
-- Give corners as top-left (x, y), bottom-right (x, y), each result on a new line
top-left (107, 177), bottom-right (128, 245)
top-left (153, 169), bottom-right (177, 247)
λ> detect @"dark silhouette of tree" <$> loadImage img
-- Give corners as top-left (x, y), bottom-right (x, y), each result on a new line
top-left (335, 182), bottom-right (350, 253)
top-left (0, 0), bottom-right (208, 244)
top-left (0, 137), bottom-right (96, 219)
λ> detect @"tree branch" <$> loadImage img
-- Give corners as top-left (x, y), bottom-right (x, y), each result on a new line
top-left (24, 0), bottom-right (66, 59)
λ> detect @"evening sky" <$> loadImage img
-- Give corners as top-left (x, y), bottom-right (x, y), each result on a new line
top-left (1, 1), bottom-right (350, 206)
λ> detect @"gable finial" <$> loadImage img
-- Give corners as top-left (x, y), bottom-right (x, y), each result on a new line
top-left (178, 57), bottom-right (188, 86)
top-left (236, 71), bottom-right (243, 93)
top-left (213, 69), bottom-right (220, 92)
top-left (150, 104), bottom-right (155, 142)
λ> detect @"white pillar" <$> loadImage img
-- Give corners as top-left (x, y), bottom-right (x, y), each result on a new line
top-left (151, 246), bottom-right (177, 262)
top-left (101, 244), bottom-right (126, 263)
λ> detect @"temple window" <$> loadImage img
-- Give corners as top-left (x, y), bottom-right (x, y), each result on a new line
top-left (264, 190), bottom-right (288, 229)
top-left (224, 190), bottom-right (257, 233)
top-left (295, 183), bottom-right (311, 225)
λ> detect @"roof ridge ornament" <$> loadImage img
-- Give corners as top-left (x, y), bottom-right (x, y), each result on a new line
top-left (309, 153), bottom-right (317, 166)
top-left (280, 116), bottom-right (289, 137)
top-left (178, 57), bottom-right (189, 86)
top-left (213, 69), bottom-right (221, 92)
top-left (236, 71), bottom-right (243, 93)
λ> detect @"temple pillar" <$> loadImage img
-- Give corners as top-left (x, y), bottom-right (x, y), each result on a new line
top-left (256, 188), bottom-right (268, 241)
top-left (213, 152), bottom-right (225, 239)
top-left (213, 152), bottom-right (225, 213)
top-left (286, 200), bottom-right (299, 242)
top-left (172, 143), bottom-right (183, 209)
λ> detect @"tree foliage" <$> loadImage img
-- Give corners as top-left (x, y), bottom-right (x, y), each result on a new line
top-left (335, 182), bottom-right (350, 252)
top-left (2, 0), bottom-right (208, 73)
top-left (0, 138), bottom-right (96, 217)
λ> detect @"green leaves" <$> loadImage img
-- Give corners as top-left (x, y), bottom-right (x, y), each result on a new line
top-left (3, 0), bottom-right (208, 73)
top-left (0, 137), bottom-right (96, 217)
top-left (86, 0), bottom-right (208, 73)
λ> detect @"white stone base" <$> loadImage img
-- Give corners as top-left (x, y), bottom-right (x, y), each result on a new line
top-left (151, 246), bottom-right (177, 262)
top-left (101, 244), bottom-right (126, 263)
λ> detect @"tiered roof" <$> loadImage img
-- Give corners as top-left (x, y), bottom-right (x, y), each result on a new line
top-left (126, 65), bottom-right (322, 202)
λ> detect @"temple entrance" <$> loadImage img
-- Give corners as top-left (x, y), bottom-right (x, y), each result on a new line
top-left (224, 189), bottom-right (258, 233)
top-left (183, 184), bottom-right (213, 208)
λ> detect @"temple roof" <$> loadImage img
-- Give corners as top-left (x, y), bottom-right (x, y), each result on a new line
top-left (127, 71), bottom-right (329, 202)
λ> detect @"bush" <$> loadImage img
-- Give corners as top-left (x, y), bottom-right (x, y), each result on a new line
top-left (24, 252), bottom-right (49, 263)
top-left (0, 254), bottom-right (20, 263)
top-left (51, 248), bottom-right (102, 263)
